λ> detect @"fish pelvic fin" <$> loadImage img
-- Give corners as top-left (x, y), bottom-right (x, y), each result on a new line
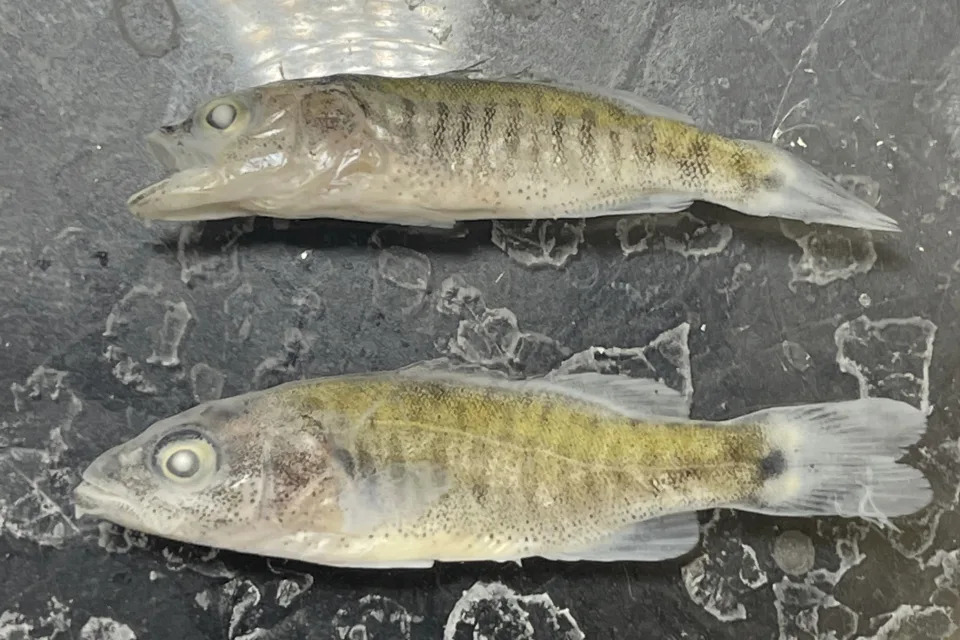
top-left (728, 140), bottom-right (901, 232)
top-left (727, 398), bottom-right (932, 527)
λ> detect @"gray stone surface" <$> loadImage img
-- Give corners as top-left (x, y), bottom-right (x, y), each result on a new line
top-left (1, 0), bottom-right (959, 638)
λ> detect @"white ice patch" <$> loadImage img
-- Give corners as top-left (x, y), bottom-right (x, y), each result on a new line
top-left (0, 600), bottom-right (69, 640)
top-left (442, 305), bottom-right (570, 376)
top-left (682, 541), bottom-right (768, 622)
top-left (2, 367), bottom-right (82, 547)
top-left (554, 322), bottom-right (693, 405)
top-left (103, 281), bottom-right (195, 391)
top-left (834, 315), bottom-right (936, 412)
top-left (616, 211), bottom-right (733, 258)
top-left (771, 521), bottom-right (872, 640)
top-left (145, 300), bottom-right (192, 367)
top-left (176, 220), bottom-right (251, 287)
top-left (444, 582), bottom-right (584, 640)
top-left (858, 605), bottom-right (957, 640)
top-left (252, 328), bottom-right (316, 389)
top-left (372, 246), bottom-right (432, 316)
top-left (781, 221), bottom-right (877, 289)
top-left (79, 617), bottom-right (137, 640)
top-left (334, 595), bottom-right (422, 640)
top-left (492, 219), bottom-right (586, 268)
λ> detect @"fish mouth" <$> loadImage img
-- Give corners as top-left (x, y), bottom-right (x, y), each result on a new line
top-left (128, 130), bottom-right (233, 221)
top-left (73, 479), bottom-right (137, 522)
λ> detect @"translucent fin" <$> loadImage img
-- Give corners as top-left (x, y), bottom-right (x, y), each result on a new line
top-left (728, 399), bottom-right (932, 526)
top-left (320, 559), bottom-right (435, 569)
top-left (731, 140), bottom-right (901, 232)
top-left (338, 462), bottom-right (452, 535)
top-left (574, 192), bottom-right (695, 218)
top-left (394, 365), bottom-right (691, 420)
top-left (539, 512), bottom-right (701, 562)
top-left (540, 371), bottom-right (691, 419)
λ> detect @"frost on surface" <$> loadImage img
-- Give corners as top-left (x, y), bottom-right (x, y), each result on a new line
top-left (858, 605), bottom-right (957, 640)
top-left (834, 315), bottom-right (936, 412)
top-left (373, 246), bottom-right (432, 315)
top-left (333, 595), bottom-right (422, 640)
top-left (176, 220), bottom-right (250, 287)
top-left (442, 299), bottom-right (571, 376)
top-left (79, 617), bottom-right (137, 640)
top-left (616, 212), bottom-right (732, 258)
top-left (189, 363), bottom-right (226, 402)
top-left (682, 544), bottom-right (768, 622)
top-left (103, 282), bottom-right (192, 390)
top-left (1, 367), bottom-right (82, 547)
top-left (224, 283), bottom-right (257, 343)
top-left (436, 275), bottom-right (485, 316)
top-left (681, 513), bottom-right (768, 622)
top-left (0, 597), bottom-right (70, 640)
top-left (781, 221), bottom-right (877, 289)
top-left (102, 283), bottom-right (163, 338)
top-left (0, 611), bottom-right (33, 639)
top-left (771, 522), bottom-right (872, 640)
top-left (554, 322), bottom-right (693, 404)
top-left (252, 328), bottom-right (316, 389)
top-left (444, 582), bottom-right (584, 640)
top-left (491, 219), bottom-right (585, 268)
top-left (146, 300), bottom-right (192, 367)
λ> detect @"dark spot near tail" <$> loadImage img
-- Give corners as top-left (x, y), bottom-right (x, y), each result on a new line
top-left (331, 447), bottom-right (356, 478)
top-left (762, 172), bottom-right (784, 191)
top-left (760, 449), bottom-right (786, 479)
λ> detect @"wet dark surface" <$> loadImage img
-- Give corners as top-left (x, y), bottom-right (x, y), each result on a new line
top-left (1, 0), bottom-right (959, 638)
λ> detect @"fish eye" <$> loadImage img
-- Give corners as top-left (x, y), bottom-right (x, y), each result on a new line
top-left (204, 102), bottom-right (238, 130)
top-left (154, 429), bottom-right (218, 485)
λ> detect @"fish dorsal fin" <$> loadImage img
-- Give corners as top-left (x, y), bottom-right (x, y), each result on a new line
top-left (338, 461), bottom-right (452, 535)
top-left (524, 77), bottom-right (696, 126)
top-left (538, 371), bottom-right (692, 420)
top-left (393, 362), bottom-right (691, 420)
top-left (539, 512), bottom-right (702, 562)
top-left (428, 66), bottom-right (696, 126)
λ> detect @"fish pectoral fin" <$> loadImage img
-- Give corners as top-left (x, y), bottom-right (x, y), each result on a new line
top-left (539, 512), bottom-right (702, 563)
top-left (338, 462), bottom-right (452, 535)
top-left (539, 372), bottom-right (691, 419)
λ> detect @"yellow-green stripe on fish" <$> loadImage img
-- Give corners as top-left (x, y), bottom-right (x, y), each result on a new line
top-left (74, 368), bottom-right (931, 568)
top-left (128, 73), bottom-right (900, 232)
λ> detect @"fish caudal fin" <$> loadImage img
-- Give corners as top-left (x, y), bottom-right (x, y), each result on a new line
top-left (729, 399), bottom-right (932, 526)
top-left (732, 140), bottom-right (901, 232)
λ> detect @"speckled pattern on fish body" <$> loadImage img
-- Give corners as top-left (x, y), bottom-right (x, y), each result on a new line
top-left (128, 73), bottom-right (901, 231)
top-left (340, 74), bottom-right (774, 217)
top-left (275, 376), bottom-right (769, 559)
top-left (74, 368), bottom-right (931, 568)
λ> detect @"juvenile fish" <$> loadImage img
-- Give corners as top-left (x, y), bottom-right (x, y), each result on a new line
top-left (73, 368), bottom-right (931, 568)
top-left (128, 73), bottom-right (900, 232)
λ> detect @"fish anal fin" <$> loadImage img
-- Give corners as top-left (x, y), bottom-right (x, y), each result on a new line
top-left (539, 512), bottom-right (701, 562)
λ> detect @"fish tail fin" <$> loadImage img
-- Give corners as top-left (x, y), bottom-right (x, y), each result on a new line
top-left (729, 139), bottom-right (901, 232)
top-left (728, 399), bottom-right (932, 526)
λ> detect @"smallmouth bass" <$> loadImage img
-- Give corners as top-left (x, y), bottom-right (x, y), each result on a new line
top-left (73, 368), bottom-right (931, 568)
top-left (128, 73), bottom-right (900, 232)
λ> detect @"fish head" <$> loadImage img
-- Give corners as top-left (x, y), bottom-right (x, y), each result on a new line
top-left (73, 390), bottom-right (348, 552)
top-left (127, 78), bottom-right (381, 222)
